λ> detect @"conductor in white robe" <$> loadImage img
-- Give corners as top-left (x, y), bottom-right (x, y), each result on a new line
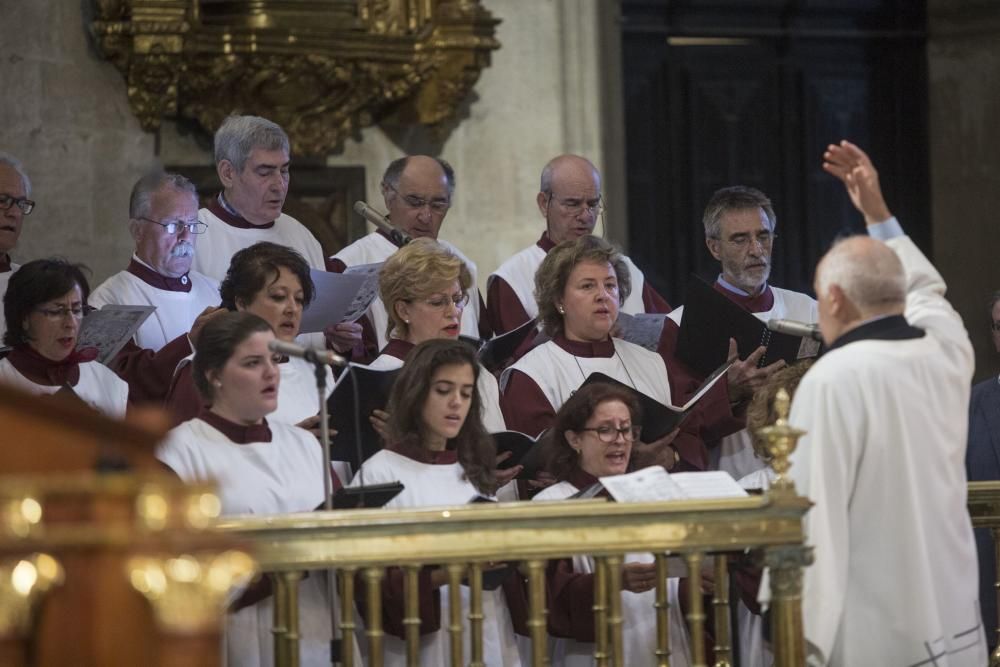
top-left (787, 140), bottom-right (986, 665)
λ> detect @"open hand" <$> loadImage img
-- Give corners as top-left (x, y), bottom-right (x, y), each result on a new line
top-left (494, 451), bottom-right (524, 487)
top-left (822, 140), bottom-right (892, 225)
top-left (726, 338), bottom-right (785, 404)
top-left (324, 322), bottom-right (363, 354)
top-left (631, 428), bottom-right (680, 470)
top-left (369, 408), bottom-right (390, 441)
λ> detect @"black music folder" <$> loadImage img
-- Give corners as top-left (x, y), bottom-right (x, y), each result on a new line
top-left (579, 365), bottom-right (729, 442)
top-left (491, 430), bottom-right (546, 480)
top-left (460, 317), bottom-right (543, 372)
top-left (675, 277), bottom-right (819, 377)
top-left (328, 363), bottom-right (401, 471)
top-left (332, 482), bottom-right (404, 509)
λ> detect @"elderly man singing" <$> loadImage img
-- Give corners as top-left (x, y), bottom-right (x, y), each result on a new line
top-left (0, 153), bottom-right (34, 337)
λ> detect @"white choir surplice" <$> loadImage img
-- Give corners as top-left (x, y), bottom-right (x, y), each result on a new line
top-left (0, 357), bottom-right (127, 418)
top-left (156, 417), bottom-right (356, 667)
top-left (350, 449), bottom-right (522, 667)
top-left (787, 232), bottom-right (986, 665)
top-left (533, 481), bottom-right (691, 667)
top-left (500, 338), bottom-right (673, 411)
top-left (368, 351), bottom-right (506, 433)
top-left (89, 260), bottom-right (219, 351)
top-left (668, 286), bottom-right (816, 480)
top-left (0, 263), bottom-right (19, 338)
top-left (330, 231), bottom-right (482, 349)
top-left (489, 244), bottom-right (651, 319)
top-left (195, 208), bottom-right (326, 282)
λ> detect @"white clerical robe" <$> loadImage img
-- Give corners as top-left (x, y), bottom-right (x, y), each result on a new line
top-left (0, 357), bottom-right (128, 418)
top-left (330, 231), bottom-right (482, 349)
top-left (787, 234), bottom-right (986, 665)
top-left (157, 417), bottom-right (356, 667)
top-left (350, 449), bottom-right (522, 667)
top-left (668, 286), bottom-right (817, 480)
top-left (500, 338), bottom-right (673, 411)
top-left (89, 263), bottom-right (219, 351)
top-left (489, 243), bottom-right (650, 320)
top-left (195, 208), bottom-right (326, 282)
top-left (533, 481), bottom-right (691, 667)
top-left (0, 263), bottom-right (19, 338)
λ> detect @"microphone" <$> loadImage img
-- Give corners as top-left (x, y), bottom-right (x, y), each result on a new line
top-left (767, 319), bottom-right (823, 342)
top-left (353, 201), bottom-right (412, 247)
top-left (268, 340), bottom-right (348, 367)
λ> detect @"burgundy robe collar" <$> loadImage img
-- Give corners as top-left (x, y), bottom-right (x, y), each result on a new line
top-left (199, 408), bottom-right (273, 444)
top-left (388, 437), bottom-right (459, 465)
top-left (713, 281), bottom-right (775, 313)
top-left (0, 253), bottom-right (11, 273)
top-left (380, 338), bottom-right (414, 362)
top-left (552, 332), bottom-right (615, 358)
top-left (126, 257), bottom-right (192, 293)
top-left (537, 232), bottom-right (556, 253)
top-left (207, 193), bottom-right (276, 230)
top-left (568, 466), bottom-right (600, 490)
top-left (7, 344), bottom-right (99, 387)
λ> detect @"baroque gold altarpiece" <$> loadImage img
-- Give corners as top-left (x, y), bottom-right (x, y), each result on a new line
top-left (89, 0), bottom-right (501, 156)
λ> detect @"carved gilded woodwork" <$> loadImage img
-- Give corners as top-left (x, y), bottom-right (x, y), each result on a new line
top-left (89, 0), bottom-right (501, 155)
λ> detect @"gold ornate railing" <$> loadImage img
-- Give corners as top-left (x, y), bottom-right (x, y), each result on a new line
top-left (218, 489), bottom-right (812, 667)
top-left (967, 480), bottom-right (1000, 666)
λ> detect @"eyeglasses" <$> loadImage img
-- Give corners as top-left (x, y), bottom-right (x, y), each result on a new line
top-left (137, 216), bottom-right (208, 235)
top-left (547, 192), bottom-right (604, 217)
top-left (0, 194), bottom-right (35, 216)
top-left (385, 183), bottom-right (450, 214)
top-left (580, 424), bottom-right (642, 443)
top-left (34, 305), bottom-right (95, 321)
top-left (413, 293), bottom-right (470, 311)
top-left (991, 321), bottom-right (1000, 332)
top-left (712, 231), bottom-right (776, 250)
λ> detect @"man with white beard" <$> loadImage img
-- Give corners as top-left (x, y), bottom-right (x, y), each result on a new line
top-left (90, 171), bottom-right (222, 402)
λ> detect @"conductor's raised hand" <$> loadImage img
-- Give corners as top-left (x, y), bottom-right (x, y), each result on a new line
top-left (726, 338), bottom-right (785, 404)
top-left (822, 140), bottom-right (893, 225)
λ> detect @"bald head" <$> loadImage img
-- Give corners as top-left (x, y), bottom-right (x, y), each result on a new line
top-left (814, 235), bottom-right (906, 344)
top-left (538, 155), bottom-right (602, 244)
top-left (381, 155), bottom-right (454, 239)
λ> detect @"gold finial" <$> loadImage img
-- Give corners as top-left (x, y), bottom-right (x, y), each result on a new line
top-left (128, 551), bottom-right (256, 634)
top-left (756, 388), bottom-right (806, 495)
top-left (0, 553), bottom-right (65, 637)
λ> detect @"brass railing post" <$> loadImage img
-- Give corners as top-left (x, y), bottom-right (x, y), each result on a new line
top-left (271, 571), bottom-right (303, 667)
top-left (468, 562), bottom-right (485, 667)
top-left (593, 557), bottom-right (609, 667)
top-left (765, 545), bottom-right (812, 667)
top-left (605, 555), bottom-right (624, 667)
top-left (525, 559), bottom-right (548, 667)
top-left (339, 567), bottom-right (357, 667)
top-left (446, 563), bottom-right (465, 667)
top-left (685, 552), bottom-right (707, 667)
top-left (363, 567), bottom-right (385, 667)
top-left (402, 565), bottom-right (421, 667)
top-left (654, 554), bottom-right (671, 667)
top-left (712, 554), bottom-right (732, 667)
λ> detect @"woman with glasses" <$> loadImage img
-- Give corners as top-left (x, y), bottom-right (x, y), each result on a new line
top-left (501, 235), bottom-right (726, 472)
top-left (0, 258), bottom-right (128, 417)
top-left (166, 242), bottom-right (335, 437)
top-left (349, 339), bottom-right (522, 667)
top-left (533, 382), bottom-right (691, 666)
top-left (371, 237), bottom-right (505, 433)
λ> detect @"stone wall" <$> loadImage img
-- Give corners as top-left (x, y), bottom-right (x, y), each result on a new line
top-left (928, 0), bottom-right (1000, 381)
top-left (0, 0), bottom-right (618, 291)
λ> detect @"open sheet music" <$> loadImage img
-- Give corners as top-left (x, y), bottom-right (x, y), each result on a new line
top-left (598, 465), bottom-right (748, 503)
top-left (77, 304), bottom-right (156, 365)
top-left (300, 263), bottom-right (383, 333)
top-left (615, 312), bottom-right (668, 351)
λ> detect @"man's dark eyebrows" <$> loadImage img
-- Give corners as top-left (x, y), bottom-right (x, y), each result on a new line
top-left (255, 161), bottom-right (291, 171)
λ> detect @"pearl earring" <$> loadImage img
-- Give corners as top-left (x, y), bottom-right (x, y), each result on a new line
top-left (557, 305), bottom-right (565, 314)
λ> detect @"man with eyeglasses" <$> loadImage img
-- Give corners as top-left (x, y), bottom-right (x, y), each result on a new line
top-left (658, 185), bottom-right (818, 480)
top-left (89, 171), bottom-right (223, 403)
top-left (966, 289), bottom-right (1000, 652)
top-left (327, 155), bottom-right (488, 352)
top-left (0, 153), bottom-right (34, 338)
top-left (487, 154), bottom-right (670, 336)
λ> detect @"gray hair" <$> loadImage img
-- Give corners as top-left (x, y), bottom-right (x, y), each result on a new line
top-left (382, 156), bottom-right (456, 197)
top-left (0, 152), bottom-right (32, 196)
top-left (702, 186), bottom-right (776, 239)
top-left (816, 235), bottom-right (906, 314)
top-left (213, 115), bottom-right (290, 172)
top-left (129, 171), bottom-right (198, 220)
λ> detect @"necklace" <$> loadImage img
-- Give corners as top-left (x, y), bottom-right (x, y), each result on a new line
top-left (571, 343), bottom-right (639, 390)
